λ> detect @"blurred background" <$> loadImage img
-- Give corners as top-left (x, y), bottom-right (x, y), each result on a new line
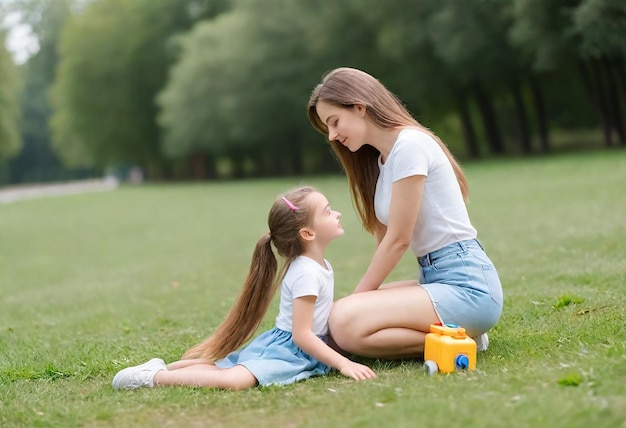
top-left (0, 0), bottom-right (624, 185)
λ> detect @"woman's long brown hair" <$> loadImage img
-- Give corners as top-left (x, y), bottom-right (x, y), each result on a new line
top-left (307, 67), bottom-right (468, 235)
top-left (182, 186), bottom-right (317, 361)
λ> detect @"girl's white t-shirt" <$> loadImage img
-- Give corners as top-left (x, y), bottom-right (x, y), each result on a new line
top-left (374, 128), bottom-right (477, 257)
top-left (275, 255), bottom-right (334, 336)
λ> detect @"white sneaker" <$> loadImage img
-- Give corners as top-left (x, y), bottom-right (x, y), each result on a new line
top-left (112, 358), bottom-right (167, 390)
top-left (473, 333), bottom-right (489, 352)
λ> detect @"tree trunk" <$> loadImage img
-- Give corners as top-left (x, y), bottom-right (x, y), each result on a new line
top-left (228, 151), bottom-right (246, 178)
top-left (591, 58), bottom-right (618, 146)
top-left (509, 77), bottom-right (532, 155)
top-left (613, 56), bottom-right (626, 102)
top-left (603, 56), bottom-right (625, 145)
top-left (456, 89), bottom-right (479, 158)
top-left (580, 60), bottom-right (612, 146)
top-left (528, 75), bottom-right (550, 153)
top-left (614, 57), bottom-right (626, 146)
top-left (290, 132), bottom-right (303, 175)
top-left (472, 81), bottom-right (504, 155)
top-left (269, 148), bottom-right (283, 176)
top-left (190, 151), bottom-right (216, 179)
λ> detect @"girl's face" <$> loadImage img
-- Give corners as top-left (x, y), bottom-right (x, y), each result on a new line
top-left (307, 192), bottom-right (344, 244)
top-left (315, 101), bottom-right (368, 152)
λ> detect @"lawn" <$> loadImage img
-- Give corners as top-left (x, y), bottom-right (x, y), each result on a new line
top-left (1, 150), bottom-right (625, 427)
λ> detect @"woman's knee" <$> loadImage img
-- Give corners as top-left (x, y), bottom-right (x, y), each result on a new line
top-left (328, 298), bottom-right (362, 347)
top-left (329, 298), bottom-right (355, 328)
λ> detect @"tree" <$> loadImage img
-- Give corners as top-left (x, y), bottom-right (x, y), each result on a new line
top-left (510, 0), bottom-right (625, 147)
top-left (573, 0), bottom-right (626, 145)
top-left (2, 0), bottom-right (88, 184)
top-left (159, 0), bottom-right (346, 178)
top-left (0, 29), bottom-right (21, 164)
top-left (344, 0), bottom-right (481, 158)
top-left (50, 0), bottom-right (229, 176)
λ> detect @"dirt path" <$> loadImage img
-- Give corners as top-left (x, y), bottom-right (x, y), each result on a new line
top-left (0, 177), bottom-right (119, 204)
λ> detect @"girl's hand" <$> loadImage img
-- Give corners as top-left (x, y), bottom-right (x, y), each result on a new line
top-left (292, 296), bottom-right (376, 380)
top-left (339, 361), bottom-right (377, 381)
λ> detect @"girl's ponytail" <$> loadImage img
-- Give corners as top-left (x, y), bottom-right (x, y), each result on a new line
top-left (182, 186), bottom-right (316, 361)
top-left (182, 234), bottom-right (278, 360)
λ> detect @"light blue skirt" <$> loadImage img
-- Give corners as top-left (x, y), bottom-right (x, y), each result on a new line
top-left (215, 327), bottom-right (331, 386)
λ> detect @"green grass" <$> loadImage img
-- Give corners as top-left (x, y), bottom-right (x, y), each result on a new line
top-left (1, 150), bottom-right (625, 427)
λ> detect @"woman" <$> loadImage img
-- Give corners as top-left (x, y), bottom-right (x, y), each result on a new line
top-left (307, 67), bottom-right (503, 359)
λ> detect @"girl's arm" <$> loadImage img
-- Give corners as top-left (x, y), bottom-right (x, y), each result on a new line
top-left (353, 175), bottom-right (424, 294)
top-left (292, 296), bottom-right (376, 381)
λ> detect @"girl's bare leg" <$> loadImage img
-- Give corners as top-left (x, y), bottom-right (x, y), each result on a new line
top-left (154, 364), bottom-right (257, 390)
top-left (329, 280), bottom-right (439, 359)
top-left (167, 358), bottom-right (216, 371)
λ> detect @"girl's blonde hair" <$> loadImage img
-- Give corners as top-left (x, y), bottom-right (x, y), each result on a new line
top-left (182, 186), bottom-right (317, 361)
top-left (307, 67), bottom-right (468, 234)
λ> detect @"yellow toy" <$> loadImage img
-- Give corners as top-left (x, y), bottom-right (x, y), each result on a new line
top-left (423, 323), bottom-right (477, 375)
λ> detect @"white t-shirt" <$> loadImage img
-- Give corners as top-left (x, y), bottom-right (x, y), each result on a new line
top-left (374, 128), bottom-right (477, 257)
top-left (274, 255), bottom-right (334, 336)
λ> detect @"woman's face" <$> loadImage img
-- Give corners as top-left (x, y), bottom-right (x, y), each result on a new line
top-left (315, 101), bottom-right (368, 152)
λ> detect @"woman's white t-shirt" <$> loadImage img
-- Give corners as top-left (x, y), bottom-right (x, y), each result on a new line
top-left (374, 128), bottom-right (477, 257)
top-left (274, 255), bottom-right (334, 336)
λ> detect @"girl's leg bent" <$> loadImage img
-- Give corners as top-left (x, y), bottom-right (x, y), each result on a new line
top-left (167, 358), bottom-right (215, 371)
top-left (329, 280), bottom-right (440, 359)
top-left (154, 364), bottom-right (257, 390)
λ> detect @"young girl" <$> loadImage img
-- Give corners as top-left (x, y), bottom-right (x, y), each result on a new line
top-left (112, 186), bottom-right (376, 390)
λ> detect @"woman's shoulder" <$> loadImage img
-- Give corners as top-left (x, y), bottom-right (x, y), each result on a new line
top-left (396, 127), bottom-right (437, 144)
top-left (390, 128), bottom-right (440, 157)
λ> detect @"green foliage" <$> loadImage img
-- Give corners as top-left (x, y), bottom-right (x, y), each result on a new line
top-left (3, 0), bottom-right (625, 182)
top-left (558, 371), bottom-right (584, 386)
top-left (50, 0), bottom-right (215, 171)
top-left (427, 0), bottom-right (516, 83)
top-left (573, 0), bottom-right (626, 59)
top-left (158, 0), bottom-right (338, 175)
top-left (157, 8), bottom-right (254, 159)
top-left (0, 31), bottom-right (22, 162)
top-left (2, 0), bottom-right (92, 184)
top-left (509, 0), bottom-right (581, 72)
top-left (1, 151), bottom-right (625, 427)
top-left (553, 295), bottom-right (585, 309)
top-left (159, 0), bottom-right (624, 173)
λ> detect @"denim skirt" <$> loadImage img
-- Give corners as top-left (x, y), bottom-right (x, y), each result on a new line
top-left (418, 239), bottom-right (503, 337)
top-left (215, 327), bottom-right (331, 386)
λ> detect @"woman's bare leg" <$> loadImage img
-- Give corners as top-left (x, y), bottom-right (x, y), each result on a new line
top-left (154, 364), bottom-right (257, 390)
top-left (326, 330), bottom-right (349, 356)
top-left (329, 280), bottom-right (439, 359)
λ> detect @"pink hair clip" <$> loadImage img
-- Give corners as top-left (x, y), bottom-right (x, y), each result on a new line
top-left (281, 197), bottom-right (298, 212)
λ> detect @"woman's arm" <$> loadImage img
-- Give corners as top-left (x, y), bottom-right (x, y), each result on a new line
top-left (373, 222), bottom-right (387, 247)
top-left (292, 296), bottom-right (376, 380)
top-left (352, 175), bottom-right (425, 293)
